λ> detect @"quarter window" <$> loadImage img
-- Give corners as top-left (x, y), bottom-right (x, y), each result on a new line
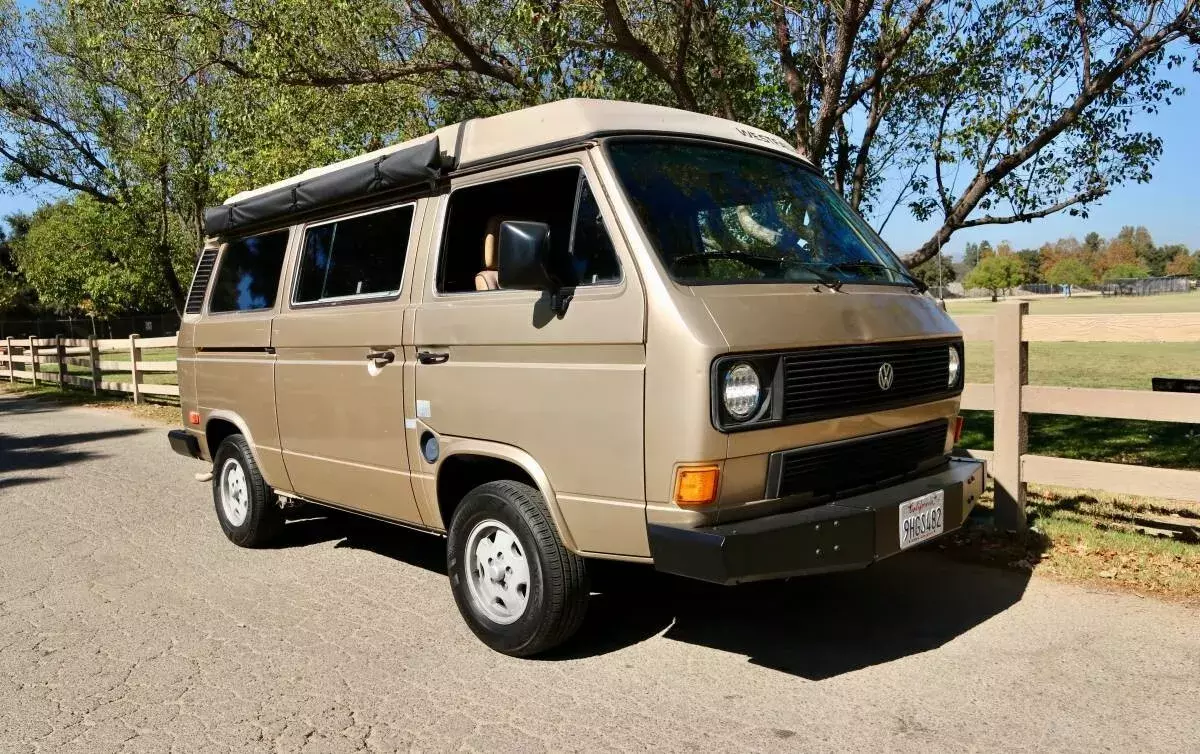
top-left (208, 230), bottom-right (290, 313)
top-left (295, 205), bottom-right (414, 303)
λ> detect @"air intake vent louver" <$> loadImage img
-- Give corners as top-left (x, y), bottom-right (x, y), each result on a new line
top-left (184, 248), bottom-right (218, 314)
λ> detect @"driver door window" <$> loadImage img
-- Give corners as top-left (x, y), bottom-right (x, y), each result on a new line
top-left (436, 167), bottom-right (621, 293)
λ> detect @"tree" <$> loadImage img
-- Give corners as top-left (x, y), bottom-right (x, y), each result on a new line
top-left (0, 215), bottom-right (36, 314)
top-left (1150, 243), bottom-right (1189, 276)
top-left (1045, 258), bottom-right (1096, 287)
top-left (11, 197), bottom-right (189, 317)
top-left (1016, 248), bottom-right (1044, 284)
top-left (910, 253), bottom-right (956, 289)
top-left (964, 254), bottom-right (1025, 301)
top-left (1165, 249), bottom-right (1199, 277)
top-left (1102, 262), bottom-right (1151, 281)
top-left (961, 241), bottom-right (984, 272)
top-left (0, 0), bottom-right (426, 312)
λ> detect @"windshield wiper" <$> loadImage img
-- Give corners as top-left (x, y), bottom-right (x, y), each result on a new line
top-left (779, 258), bottom-right (844, 290)
top-left (670, 251), bottom-right (847, 290)
top-left (825, 261), bottom-right (927, 292)
top-left (669, 251), bottom-right (779, 271)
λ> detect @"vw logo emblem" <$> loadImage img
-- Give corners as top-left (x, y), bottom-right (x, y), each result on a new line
top-left (877, 362), bottom-right (894, 391)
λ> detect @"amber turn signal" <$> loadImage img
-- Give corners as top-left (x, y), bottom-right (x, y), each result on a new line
top-left (188, 411), bottom-right (201, 426)
top-left (953, 415), bottom-right (964, 444)
top-left (673, 464), bottom-right (719, 507)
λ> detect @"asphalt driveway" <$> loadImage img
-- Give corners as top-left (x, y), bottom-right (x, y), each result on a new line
top-left (1, 393), bottom-right (1197, 752)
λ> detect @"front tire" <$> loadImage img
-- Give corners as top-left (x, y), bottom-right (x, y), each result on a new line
top-left (447, 480), bottom-right (588, 656)
top-left (212, 434), bottom-right (283, 547)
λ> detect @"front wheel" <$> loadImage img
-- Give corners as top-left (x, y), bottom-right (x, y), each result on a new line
top-left (447, 480), bottom-right (588, 656)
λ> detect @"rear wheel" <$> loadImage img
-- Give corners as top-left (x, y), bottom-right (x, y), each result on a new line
top-left (447, 480), bottom-right (588, 656)
top-left (212, 434), bottom-right (283, 547)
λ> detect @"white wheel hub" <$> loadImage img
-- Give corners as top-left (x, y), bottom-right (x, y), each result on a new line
top-left (219, 458), bottom-right (250, 527)
top-left (465, 519), bottom-right (531, 625)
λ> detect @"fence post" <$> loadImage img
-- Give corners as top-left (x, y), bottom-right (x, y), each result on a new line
top-left (89, 336), bottom-right (101, 395)
top-left (55, 335), bottom-right (67, 389)
top-left (993, 301), bottom-right (1029, 531)
top-left (28, 335), bottom-right (38, 387)
top-left (5, 336), bottom-right (12, 382)
top-left (129, 333), bottom-right (141, 404)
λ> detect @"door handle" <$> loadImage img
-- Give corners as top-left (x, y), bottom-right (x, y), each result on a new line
top-left (417, 351), bottom-right (449, 365)
top-left (366, 350), bottom-right (395, 366)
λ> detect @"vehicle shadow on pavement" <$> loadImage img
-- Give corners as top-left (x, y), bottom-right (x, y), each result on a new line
top-left (270, 511), bottom-right (1030, 680)
top-left (274, 509), bottom-right (449, 575)
top-left (572, 552), bottom-right (1031, 679)
top-left (0, 428), bottom-right (147, 479)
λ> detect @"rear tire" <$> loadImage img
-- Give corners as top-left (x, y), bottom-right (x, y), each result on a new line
top-left (447, 480), bottom-right (588, 656)
top-left (212, 434), bottom-right (283, 547)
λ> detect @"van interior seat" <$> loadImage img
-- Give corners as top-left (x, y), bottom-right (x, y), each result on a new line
top-left (474, 216), bottom-right (504, 291)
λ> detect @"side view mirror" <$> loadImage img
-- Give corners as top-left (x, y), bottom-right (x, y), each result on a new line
top-left (497, 220), bottom-right (554, 291)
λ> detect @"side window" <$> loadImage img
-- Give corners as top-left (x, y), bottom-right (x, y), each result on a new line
top-left (437, 167), bottom-right (621, 293)
top-left (208, 229), bottom-right (290, 313)
top-left (295, 204), bottom-right (414, 303)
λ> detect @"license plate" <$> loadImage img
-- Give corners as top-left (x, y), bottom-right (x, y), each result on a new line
top-left (898, 490), bottom-right (945, 550)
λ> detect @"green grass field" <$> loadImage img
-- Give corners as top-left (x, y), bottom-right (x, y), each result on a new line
top-left (946, 291), bottom-right (1199, 471)
top-left (963, 341), bottom-right (1200, 388)
top-left (945, 290), bottom-right (1200, 315)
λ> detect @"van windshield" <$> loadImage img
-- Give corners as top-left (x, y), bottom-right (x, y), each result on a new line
top-left (606, 140), bottom-right (915, 287)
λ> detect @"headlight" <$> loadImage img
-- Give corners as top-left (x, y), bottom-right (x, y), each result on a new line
top-left (722, 362), bottom-right (762, 420)
top-left (948, 345), bottom-right (961, 387)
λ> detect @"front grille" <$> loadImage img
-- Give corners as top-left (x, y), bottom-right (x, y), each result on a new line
top-left (782, 340), bottom-right (960, 422)
top-left (184, 248), bottom-right (218, 314)
top-left (770, 420), bottom-right (949, 500)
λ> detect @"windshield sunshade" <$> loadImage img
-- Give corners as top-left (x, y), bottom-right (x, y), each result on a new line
top-left (607, 140), bottom-right (914, 287)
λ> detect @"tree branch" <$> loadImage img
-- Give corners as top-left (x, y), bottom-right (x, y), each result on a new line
top-left (410, 0), bottom-right (527, 89)
top-left (0, 142), bottom-right (118, 205)
top-left (809, 0), bottom-right (868, 163)
top-left (905, 1), bottom-right (1198, 267)
top-left (772, 4), bottom-right (809, 152)
top-left (836, 0), bottom-right (937, 119)
top-left (957, 187), bottom-right (1108, 228)
top-left (211, 56), bottom-right (472, 88)
top-left (1075, 0), bottom-right (1092, 87)
top-left (675, 0), bottom-right (694, 90)
top-left (601, 0), bottom-right (697, 109)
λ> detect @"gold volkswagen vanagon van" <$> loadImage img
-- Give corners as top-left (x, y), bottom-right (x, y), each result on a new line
top-left (168, 99), bottom-right (983, 656)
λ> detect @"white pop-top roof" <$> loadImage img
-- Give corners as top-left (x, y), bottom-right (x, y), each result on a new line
top-left (225, 98), bottom-right (804, 205)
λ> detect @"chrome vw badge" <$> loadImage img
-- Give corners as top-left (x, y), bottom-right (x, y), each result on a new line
top-left (877, 362), bottom-right (894, 391)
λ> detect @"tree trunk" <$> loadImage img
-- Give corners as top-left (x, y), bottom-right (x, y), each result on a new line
top-left (157, 243), bottom-right (185, 315)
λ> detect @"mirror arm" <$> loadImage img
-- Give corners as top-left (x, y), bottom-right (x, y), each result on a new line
top-left (550, 288), bottom-right (573, 317)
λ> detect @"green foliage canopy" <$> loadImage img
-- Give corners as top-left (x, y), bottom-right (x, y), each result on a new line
top-left (0, 0), bottom-right (1197, 315)
top-left (964, 254), bottom-right (1025, 300)
top-left (11, 196), bottom-right (191, 316)
top-left (1102, 262), bottom-right (1152, 281)
top-left (1045, 258), bottom-right (1097, 287)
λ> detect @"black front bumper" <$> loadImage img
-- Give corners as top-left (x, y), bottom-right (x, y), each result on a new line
top-left (648, 458), bottom-right (985, 585)
top-left (168, 429), bottom-right (202, 460)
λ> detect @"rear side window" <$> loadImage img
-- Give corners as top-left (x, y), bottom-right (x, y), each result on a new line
top-left (294, 204), bottom-right (414, 303)
top-left (208, 230), bottom-right (290, 313)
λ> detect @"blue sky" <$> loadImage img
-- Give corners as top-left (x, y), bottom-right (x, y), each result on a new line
top-left (2, 72), bottom-right (1196, 259)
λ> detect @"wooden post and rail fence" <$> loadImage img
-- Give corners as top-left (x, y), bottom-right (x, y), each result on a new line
top-left (956, 302), bottom-right (1200, 527)
top-left (0, 334), bottom-right (178, 404)
top-left (1, 304), bottom-right (1198, 528)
